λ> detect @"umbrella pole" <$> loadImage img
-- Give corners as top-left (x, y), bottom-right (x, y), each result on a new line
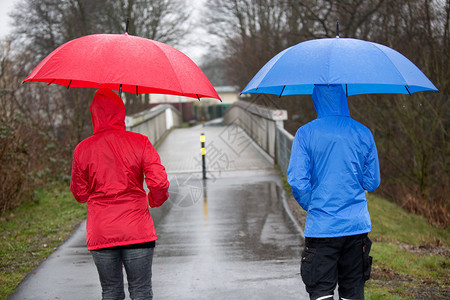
top-left (336, 21), bottom-right (340, 38)
top-left (119, 18), bottom-right (128, 99)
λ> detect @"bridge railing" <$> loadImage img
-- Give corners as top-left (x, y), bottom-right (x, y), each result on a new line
top-left (223, 101), bottom-right (294, 176)
top-left (125, 104), bottom-right (182, 145)
top-left (275, 126), bottom-right (295, 176)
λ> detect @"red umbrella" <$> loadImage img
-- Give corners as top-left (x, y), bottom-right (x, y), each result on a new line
top-left (24, 34), bottom-right (221, 101)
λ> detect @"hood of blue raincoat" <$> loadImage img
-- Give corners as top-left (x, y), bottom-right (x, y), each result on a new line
top-left (312, 84), bottom-right (350, 118)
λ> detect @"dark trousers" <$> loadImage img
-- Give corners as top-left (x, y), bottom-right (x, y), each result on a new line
top-left (301, 233), bottom-right (372, 300)
top-left (91, 247), bottom-right (154, 300)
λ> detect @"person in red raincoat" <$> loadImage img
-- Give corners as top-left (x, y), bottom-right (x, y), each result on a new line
top-left (70, 88), bottom-right (169, 300)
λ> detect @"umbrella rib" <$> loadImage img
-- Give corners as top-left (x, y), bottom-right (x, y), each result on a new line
top-left (371, 43), bottom-right (410, 87)
top-left (405, 86), bottom-right (411, 95)
top-left (67, 80), bottom-right (72, 89)
top-left (47, 79), bottom-right (56, 86)
top-left (152, 42), bottom-right (184, 96)
top-left (279, 85), bottom-right (286, 97)
top-left (136, 86), bottom-right (139, 95)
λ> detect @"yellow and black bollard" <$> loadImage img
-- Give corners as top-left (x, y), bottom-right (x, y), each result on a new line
top-left (200, 133), bottom-right (206, 179)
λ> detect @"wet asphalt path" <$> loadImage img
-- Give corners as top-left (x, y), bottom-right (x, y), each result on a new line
top-left (8, 122), bottom-right (307, 299)
top-left (153, 124), bottom-right (306, 299)
top-left (152, 173), bottom-right (306, 299)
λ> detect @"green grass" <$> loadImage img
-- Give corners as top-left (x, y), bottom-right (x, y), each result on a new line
top-left (0, 185), bottom-right (86, 300)
top-left (366, 195), bottom-right (449, 299)
top-left (369, 195), bottom-right (448, 246)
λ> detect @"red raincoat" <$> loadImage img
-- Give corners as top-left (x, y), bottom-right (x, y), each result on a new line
top-left (70, 88), bottom-right (169, 250)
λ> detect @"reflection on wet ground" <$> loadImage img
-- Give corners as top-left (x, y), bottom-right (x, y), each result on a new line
top-left (152, 173), bottom-right (307, 299)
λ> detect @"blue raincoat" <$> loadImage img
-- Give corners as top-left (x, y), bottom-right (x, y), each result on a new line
top-left (287, 85), bottom-right (380, 238)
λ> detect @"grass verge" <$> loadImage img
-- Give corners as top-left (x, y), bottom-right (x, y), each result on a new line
top-left (366, 195), bottom-right (449, 299)
top-left (0, 185), bottom-right (86, 300)
top-left (282, 176), bottom-right (449, 299)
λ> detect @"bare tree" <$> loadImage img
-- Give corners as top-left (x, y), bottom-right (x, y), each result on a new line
top-left (205, 0), bottom-right (292, 88)
top-left (98, 0), bottom-right (192, 44)
top-left (0, 39), bottom-right (45, 213)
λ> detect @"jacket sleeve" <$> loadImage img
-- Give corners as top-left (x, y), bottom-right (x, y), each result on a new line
top-left (287, 129), bottom-right (312, 211)
top-left (70, 149), bottom-right (90, 203)
top-left (363, 135), bottom-right (381, 192)
top-left (142, 138), bottom-right (169, 208)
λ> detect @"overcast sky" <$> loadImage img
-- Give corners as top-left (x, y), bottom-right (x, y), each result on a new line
top-left (0, 0), bottom-right (17, 38)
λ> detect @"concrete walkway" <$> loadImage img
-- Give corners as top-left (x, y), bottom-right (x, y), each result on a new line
top-left (8, 122), bottom-right (307, 299)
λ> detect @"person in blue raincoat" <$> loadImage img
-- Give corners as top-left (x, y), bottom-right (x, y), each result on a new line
top-left (287, 84), bottom-right (380, 300)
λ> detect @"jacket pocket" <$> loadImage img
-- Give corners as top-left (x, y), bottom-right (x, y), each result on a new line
top-left (300, 246), bottom-right (317, 287)
top-left (362, 236), bottom-right (373, 281)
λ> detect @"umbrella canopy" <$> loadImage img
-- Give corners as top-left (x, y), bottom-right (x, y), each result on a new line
top-left (24, 34), bottom-right (221, 101)
top-left (241, 37), bottom-right (438, 96)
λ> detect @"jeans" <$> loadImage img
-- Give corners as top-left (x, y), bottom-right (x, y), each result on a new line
top-left (91, 247), bottom-right (154, 300)
top-left (300, 233), bottom-right (372, 300)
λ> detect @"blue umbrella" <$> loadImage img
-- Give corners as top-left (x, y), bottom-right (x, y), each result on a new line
top-left (241, 37), bottom-right (438, 96)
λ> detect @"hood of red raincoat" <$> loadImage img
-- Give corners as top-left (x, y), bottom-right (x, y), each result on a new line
top-left (90, 88), bottom-right (126, 135)
top-left (312, 84), bottom-right (350, 118)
